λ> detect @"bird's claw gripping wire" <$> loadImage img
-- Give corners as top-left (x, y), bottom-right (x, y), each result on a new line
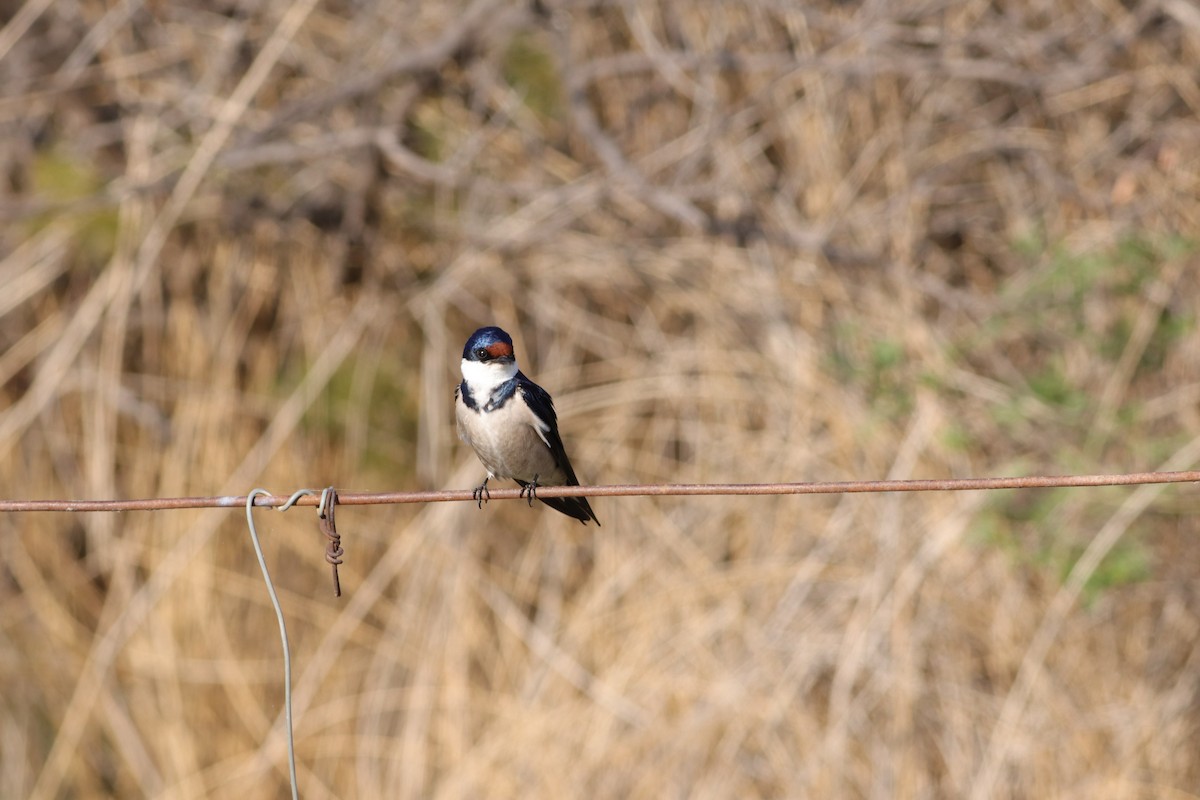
top-left (519, 474), bottom-right (540, 507)
top-left (472, 477), bottom-right (491, 509)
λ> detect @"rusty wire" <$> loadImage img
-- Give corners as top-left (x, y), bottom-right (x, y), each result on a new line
top-left (318, 487), bottom-right (344, 598)
top-left (2, 470), bottom-right (1198, 513)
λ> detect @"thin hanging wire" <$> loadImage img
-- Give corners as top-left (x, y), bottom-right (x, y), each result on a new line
top-left (245, 488), bottom-right (300, 800)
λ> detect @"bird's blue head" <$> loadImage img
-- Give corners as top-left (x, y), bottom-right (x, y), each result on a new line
top-left (462, 326), bottom-right (515, 363)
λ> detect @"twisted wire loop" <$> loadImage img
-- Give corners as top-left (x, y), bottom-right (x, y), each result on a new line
top-left (319, 487), bottom-right (344, 598)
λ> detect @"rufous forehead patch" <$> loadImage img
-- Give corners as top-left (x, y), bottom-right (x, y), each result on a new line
top-left (486, 341), bottom-right (513, 358)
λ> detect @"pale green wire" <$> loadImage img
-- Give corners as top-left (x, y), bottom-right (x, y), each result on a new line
top-left (245, 488), bottom-right (304, 800)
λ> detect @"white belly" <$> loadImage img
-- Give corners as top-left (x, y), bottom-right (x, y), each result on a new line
top-left (456, 395), bottom-right (563, 484)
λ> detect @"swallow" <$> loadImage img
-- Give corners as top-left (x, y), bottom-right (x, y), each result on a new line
top-left (454, 326), bottom-right (600, 525)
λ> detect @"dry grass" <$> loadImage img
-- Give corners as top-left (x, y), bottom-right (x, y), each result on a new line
top-left (3, 0), bottom-right (1200, 797)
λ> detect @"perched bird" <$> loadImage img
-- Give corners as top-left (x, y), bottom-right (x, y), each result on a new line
top-left (454, 326), bottom-right (600, 525)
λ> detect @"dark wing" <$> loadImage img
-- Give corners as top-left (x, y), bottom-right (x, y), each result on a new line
top-left (516, 373), bottom-right (577, 482)
top-left (516, 373), bottom-right (599, 525)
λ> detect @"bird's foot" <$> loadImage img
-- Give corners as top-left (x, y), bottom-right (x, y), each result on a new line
top-left (472, 477), bottom-right (491, 509)
top-left (519, 474), bottom-right (540, 507)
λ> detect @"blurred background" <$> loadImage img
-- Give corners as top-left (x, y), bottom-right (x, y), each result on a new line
top-left (2, 0), bottom-right (1200, 797)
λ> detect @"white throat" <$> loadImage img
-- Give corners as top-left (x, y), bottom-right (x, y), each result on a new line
top-left (461, 358), bottom-right (518, 398)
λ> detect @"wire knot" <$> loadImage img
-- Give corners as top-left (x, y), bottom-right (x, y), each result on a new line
top-left (319, 487), bottom-right (344, 597)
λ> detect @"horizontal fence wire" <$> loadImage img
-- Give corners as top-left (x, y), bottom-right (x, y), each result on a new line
top-left (3, 471), bottom-right (1199, 512)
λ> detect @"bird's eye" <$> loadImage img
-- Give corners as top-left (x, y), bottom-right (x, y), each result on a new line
top-left (475, 347), bottom-right (489, 360)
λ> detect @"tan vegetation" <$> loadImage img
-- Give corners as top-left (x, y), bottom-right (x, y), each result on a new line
top-left (3, 0), bottom-right (1200, 797)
